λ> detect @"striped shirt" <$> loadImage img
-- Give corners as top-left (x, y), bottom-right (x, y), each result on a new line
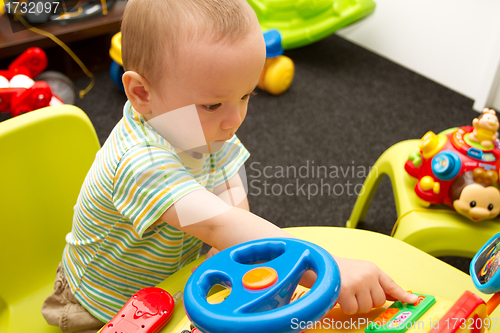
top-left (63, 101), bottom-right (249, 321)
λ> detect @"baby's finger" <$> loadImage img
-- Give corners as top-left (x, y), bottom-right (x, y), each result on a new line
top-left (379, 273), bottom-right (418, 304)
top-left (385, 294), bottom-right (397, 302)
top-left (339, 294), bottom-right (359, 315)
top-left (356, 291), bottom-right (374, 313)
top-left (371, 287), bottom-right (387, 308)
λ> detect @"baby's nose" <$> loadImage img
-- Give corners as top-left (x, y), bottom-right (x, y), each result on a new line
top-left (222, 109), bottom-right (243, 129)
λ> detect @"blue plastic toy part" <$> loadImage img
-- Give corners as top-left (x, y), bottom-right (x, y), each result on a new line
top-left (264, 29), bottom-right (284, 58)
top-left (184, 238), bottom-right (340, 333)
top-left (109, 60), bottom-right (125, 92)
top-left (431, 150), bottom-right (461, 181)
top-left (471, 233), bottom-right (500, 294)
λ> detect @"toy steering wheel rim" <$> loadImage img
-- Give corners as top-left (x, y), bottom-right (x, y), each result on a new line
top-left (184, 238), bottom-right (340, 333)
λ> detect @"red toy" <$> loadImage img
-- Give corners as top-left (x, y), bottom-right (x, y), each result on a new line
top-left (405, 108), bottom-right (500, 222)
top-left (100, 287), bottom-right (176, 333)
top-left (429, 291), bottom-right (488, 333)
top-left (0, 47), bottom-right (64, 117)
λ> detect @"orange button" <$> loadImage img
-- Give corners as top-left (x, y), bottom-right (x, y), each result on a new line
top-left (242, 267), bottom-right (278, 290)
top-left (375, 308), bottom-right (399, 324)
top-left (413, 295), bottom-right (426, 306)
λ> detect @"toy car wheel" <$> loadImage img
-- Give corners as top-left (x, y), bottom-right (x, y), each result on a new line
top-left (109, 60), bottom-right (125, 92)
top-left (35, 71), bottom-right (76, 105)
top-left (261, 55), bottom-right (294, 95)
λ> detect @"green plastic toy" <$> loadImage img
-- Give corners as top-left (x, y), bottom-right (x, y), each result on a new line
top-left (247, 0), bottom-right (376, 50)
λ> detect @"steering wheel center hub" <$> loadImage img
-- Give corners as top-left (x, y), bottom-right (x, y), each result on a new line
top-left (242, 267), bottom-right (278, 290)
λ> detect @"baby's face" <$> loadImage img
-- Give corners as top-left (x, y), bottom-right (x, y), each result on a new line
top-left (148, 23), bottom-right (266, 146)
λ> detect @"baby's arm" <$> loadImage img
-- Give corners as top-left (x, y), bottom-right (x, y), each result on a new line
top-left (212, 172), bottom-right (249, 211)
top-left (160, 183), bottom-right (417, 313)
top-left (206, 172), bottom-right (249, 259)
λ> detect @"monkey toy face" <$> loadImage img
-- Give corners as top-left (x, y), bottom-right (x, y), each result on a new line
top-left (453, 184), bottom-right (500, 222)
top-left (478, 112), bottom-right (500, 132)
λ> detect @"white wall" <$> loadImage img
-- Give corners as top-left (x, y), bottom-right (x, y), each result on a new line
top-left (336, 0), bottom-right (500, 112)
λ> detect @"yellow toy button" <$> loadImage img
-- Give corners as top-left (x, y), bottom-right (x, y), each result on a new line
top-left (420, 176), bottom-right (435, 191)
top-left (242, 267), bottom-right (278, 290)
top-left (419, 131), bottom-right (448, 159)
top-left (433, 182), bottom-right (440, 194)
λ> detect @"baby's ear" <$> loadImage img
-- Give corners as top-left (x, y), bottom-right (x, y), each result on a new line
top-left (122, 71), bottom-right (151, 114)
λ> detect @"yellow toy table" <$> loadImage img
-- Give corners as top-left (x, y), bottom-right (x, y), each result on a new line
top-left (156, 227), bottom-right (500, 333)
top-left (346, 140), bottom-right (500, 258)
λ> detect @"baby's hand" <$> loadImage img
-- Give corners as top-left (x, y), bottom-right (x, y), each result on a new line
top-left (334, 257), bottom-right (418, 315)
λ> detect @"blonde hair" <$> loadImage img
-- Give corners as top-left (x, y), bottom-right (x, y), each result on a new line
top-left (121, 0), bottom-right (255, 88)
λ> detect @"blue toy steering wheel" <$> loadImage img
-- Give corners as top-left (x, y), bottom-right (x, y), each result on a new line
top-left (184, 238), bottom-right (341, 333)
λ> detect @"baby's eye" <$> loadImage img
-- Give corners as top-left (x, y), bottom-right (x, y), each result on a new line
top-left (242, 90), bottom-right (258, 100)
top-left (204, 103), bottom-right (221, 111)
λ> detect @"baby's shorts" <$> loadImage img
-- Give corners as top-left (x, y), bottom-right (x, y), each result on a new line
top-left (41, 263), bottom-right (104, 333)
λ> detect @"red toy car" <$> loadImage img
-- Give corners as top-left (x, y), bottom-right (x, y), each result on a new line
top-left (0, 47), bottom-right (74, 117)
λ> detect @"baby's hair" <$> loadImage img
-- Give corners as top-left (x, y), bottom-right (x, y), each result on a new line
top-left (121, 0), bottom-right (254, 89)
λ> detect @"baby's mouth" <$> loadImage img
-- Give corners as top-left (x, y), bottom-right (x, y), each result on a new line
top-left (216, 134), bottom-right (234, 142)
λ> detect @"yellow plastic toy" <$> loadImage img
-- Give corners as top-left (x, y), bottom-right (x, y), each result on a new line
top-left (0, 105), bottom-right (100, 332)
top-left (258, 55), bottom-right (295, 96)
top-left (346, 139), bottom-right (500, 258)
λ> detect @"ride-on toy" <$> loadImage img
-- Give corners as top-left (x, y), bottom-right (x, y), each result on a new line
top-left (0, 47), bottom-right (75, 117)
top-left (104, 232), bottom-right (500, 333)
top-left (170, 237), bottom-right (500, 333)
top-left (247, 0), bottom-right (376, 50)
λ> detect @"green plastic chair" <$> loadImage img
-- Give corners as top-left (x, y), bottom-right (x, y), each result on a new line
top-left (346, 140), bottom-right (500, 258)
top-left (0, 105), bottom-right (100, 332)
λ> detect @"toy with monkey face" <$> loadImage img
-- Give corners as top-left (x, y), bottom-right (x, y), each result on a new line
top-left (405, 108), bottom-right (500, 222)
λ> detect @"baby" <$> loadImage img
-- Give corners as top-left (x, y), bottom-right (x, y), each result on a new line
top-left (42, 0), bottom-right (416, 331)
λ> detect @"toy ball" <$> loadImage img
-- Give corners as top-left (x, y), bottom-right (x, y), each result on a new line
top-left (9, 75), bottom-right (35, 89)
top-left (0, 76), bottom-right (9, 89)
top-left (405, 108), bottom-right (500, 222)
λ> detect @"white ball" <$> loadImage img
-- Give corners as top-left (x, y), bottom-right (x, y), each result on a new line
top-left (9, 75), bottom-right (35, 88)
top-left (0, 76), bottom-right (9, 88)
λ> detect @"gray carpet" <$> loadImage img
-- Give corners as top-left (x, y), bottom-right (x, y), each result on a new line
top-left (68, 34), bottom-right (478, 272)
